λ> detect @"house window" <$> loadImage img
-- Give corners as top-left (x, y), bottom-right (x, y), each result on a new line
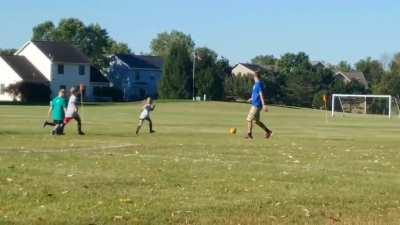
top-left (79, 65), bottom-right (85, 75)
top-left (58, 64), bottom-right (64, 74)
top-left (0, 84), bottom-right (5, 94)
top-left (60, 85), bottom-right (66, 90)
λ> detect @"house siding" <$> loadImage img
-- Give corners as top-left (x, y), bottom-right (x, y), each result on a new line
top-left (18, 42), bottom-right (52, 80)
top-left (51, 63), bottom-right (92, 99)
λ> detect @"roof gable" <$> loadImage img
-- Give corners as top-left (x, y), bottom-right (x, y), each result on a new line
top-left (32, 41), bottom-right (90, 64)
top-left (115, 54), bottom-right (163, 70)
top-left (234, 63), bottom-right (266, 73)
top-left (336, 71), bottom-right (368, 88)
top-left (1, 55), bottom-right (48, 82)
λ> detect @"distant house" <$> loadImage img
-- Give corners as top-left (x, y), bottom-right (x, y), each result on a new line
top-left (231, 63), bottom-right (266, 76)
top-left (335, 71), bottom-right (368, 89)
top-left (0, 41), bottom-right (109, 101)
top-left (108, 54), bottom-right (163, 101)
top-left (311, 61), bottom-right (327, 69)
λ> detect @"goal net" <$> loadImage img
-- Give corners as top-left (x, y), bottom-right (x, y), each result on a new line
top-left (331, 94), bottom-right (400, 118)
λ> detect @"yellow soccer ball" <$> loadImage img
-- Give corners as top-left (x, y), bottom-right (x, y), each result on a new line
top-left (229, 128), bottom-right (237, 135)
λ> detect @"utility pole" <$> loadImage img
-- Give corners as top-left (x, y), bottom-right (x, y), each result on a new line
top-left (192, 50), bottom-right (196, 101)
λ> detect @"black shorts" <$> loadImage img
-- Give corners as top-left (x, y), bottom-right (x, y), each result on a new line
top-left (53, 120), bottom-right (63, 125)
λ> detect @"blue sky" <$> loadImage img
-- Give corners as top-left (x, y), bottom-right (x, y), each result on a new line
top-left (1, 0), bottom-right (399, 65)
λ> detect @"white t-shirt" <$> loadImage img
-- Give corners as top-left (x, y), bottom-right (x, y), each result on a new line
top-left (66, 95), bottom-right (78, 117)
top-left (139, 104), bottom-right (152, 119)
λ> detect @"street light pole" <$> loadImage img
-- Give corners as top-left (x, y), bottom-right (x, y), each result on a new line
top-left (192, 50), bottom-right (196, 101)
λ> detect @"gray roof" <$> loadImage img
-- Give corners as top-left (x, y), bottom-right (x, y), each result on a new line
top-left (1, 55), bottom-right (48, 82)
top-left (311, 61), bottom-right (325, 67)
top-left (115, 54), bottom-right (163, 70)
top-left (336, 71), bottom-right (368, 88)
top-left (239, 63), bottom-right (265, 73)
top-left (32, 41), bottom-right (90, 63)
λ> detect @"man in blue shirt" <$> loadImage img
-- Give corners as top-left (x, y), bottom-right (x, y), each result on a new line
top-left (246, 73), bottom-right (273, 139)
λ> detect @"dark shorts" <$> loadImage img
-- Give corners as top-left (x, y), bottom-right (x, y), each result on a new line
top-left (53, 120), bottom-right (63, 125)
top-left (64, 112), bottom-right (80, 124)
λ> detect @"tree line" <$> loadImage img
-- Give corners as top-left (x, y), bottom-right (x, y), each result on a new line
top-left (2, 18), bottom-right (400, 107)
top-left (155, 31), bottom-right (400, 108)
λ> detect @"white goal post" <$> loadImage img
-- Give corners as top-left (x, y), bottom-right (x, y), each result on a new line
top-left (331, 94), bottom-right (397, 119)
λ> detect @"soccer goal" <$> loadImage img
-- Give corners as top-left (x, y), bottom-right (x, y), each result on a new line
top-left (331, 94), bottom-right (400, 119)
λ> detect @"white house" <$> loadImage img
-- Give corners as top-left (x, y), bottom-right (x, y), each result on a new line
top-left (231, 63), bottom-right (266, 76)
top-left (108, 54), bottom-right (163, 101)
top-left (0, 41), bottom-right (109, 101)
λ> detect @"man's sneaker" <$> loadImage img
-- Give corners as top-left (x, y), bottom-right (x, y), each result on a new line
top-left (78, 131), bottom-right (85, 135)
top-left (265, 131), bottom-right (273, 139)
top-left (245, 133), bottom-right (253, 139)
top-left (150, 130), bottom-right (156, 134)
top-left (43, 121), bottom-right (48, 128)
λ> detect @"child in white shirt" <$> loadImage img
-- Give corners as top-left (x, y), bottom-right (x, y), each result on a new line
top-left (136, 97), bottom-right (156, 135)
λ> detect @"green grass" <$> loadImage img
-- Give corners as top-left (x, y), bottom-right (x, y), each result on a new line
top-left (1, 101), bottom-right (400, 225)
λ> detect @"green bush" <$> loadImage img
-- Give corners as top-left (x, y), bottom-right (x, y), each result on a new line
top-left (224, 75), bottom-right (253, 100)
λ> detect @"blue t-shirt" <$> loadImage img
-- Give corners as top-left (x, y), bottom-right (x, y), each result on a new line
top-left (251, 81), bottom-right (264, 109)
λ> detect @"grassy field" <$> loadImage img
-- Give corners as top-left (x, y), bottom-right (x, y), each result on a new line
top-left (0, 101), bottom-right (400, 225)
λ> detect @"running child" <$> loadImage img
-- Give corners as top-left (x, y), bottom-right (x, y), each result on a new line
top-left (64, 87), bottom-right (85, 135)
top-left (43, 89), bottom-right (67, 135)
top-left (136, 97), bottom-right (156, 135)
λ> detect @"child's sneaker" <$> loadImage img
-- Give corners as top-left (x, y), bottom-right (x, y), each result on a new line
top-left (244, 133), bottom-right (253, 139)
top-left (265, 131), bottom-right (273, 139)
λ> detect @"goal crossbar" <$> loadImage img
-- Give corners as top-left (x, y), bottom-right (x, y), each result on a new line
top-left (331, 94), bottom-right (393, 118)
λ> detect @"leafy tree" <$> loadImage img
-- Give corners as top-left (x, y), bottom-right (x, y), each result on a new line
top-left (216, 57), bottom-right (231, 76)
top-left (194, 47), bottom-right (224, 100)
top-left (51, 18), bottom-right (86, 43)
top-left (159, 42), bottom-right (193, 99)
top-left (336, 60), bottom-right (353, 72)
top-left (224, 75), bottom-right (253, 100)
top-left (284, 73), bottom-right (314, 107)
top-left (375, 73), bottom-right (400, 97)
top-left (0, 48), bottom-right (17, 56)
top-left (329, 79), bottom-right (347, 94)
top-left (32, 21), bottom-right (55, 41)
top-left (150, 30), bottom-right (194, 58)
top-left (251, 55), bottom-right (276, 67)
top-left (277, 52), bottom-right (315, 106)
top-left (278, 52), bottom-right (311, 74)
top-left (312, 90), bottom-right (329, 109)
top-left (355, 57), bottom-right (384, 84)
top-left (389, 53), bottom-right (400, 75)
top-left (108, 41), bottom-right (131, 55)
